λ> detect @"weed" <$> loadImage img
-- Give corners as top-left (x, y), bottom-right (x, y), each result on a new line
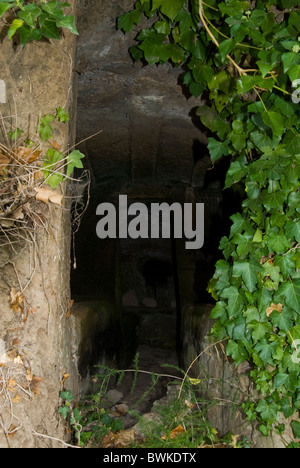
top-left (60, 356), bottom-right (250, 449)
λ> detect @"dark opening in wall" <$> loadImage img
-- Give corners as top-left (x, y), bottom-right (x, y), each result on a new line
top-left (71, 0), bottom-right (243, 391)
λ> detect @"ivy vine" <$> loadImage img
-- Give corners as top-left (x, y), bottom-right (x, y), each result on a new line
top-left (118, 0), bottom-right (300, 439)
top-left (0, 0), bottom-right (78, 48)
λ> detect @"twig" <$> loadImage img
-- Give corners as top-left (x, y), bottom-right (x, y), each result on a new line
top-left (32, 430), bottom-right (81, 449)
top-left (178, 338), bottom-right (229, 400)
top-left (198, 0), bottom-right (257, 76)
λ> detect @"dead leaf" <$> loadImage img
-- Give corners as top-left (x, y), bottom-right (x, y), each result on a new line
top-left (7, 425), bottom-right (17, 438)
top-left (34, 186), bottom-right (63, 206)
top-left (14, 146), bottom-right (42, 164)
top-left (7, 378), bottom-right (16, 392)
top-left (10, 288), bottom-right (24, 314)
top-left (162, 425), bottom-right (186, 440)
top-left (30, 375), bottom-right (42, 395)
top-left (266, 303), bottom-right (283, 318)
top-left (11, 207), bottom-right (24, 221)
top-left (66, 299), bottom-right (74, 319)
top-left (101, 429), bottom-right (136, 448)
top-left (11, 394), bottom-right (21, 404)
top-left (185, 399), bottom-right (195, 409)
top-left (62, 372), bottom-right (70, 388)
top-left (101, 430), bottom-right (117, 448)
top-left (51, 141), bottom-right (62, 151)
top-left (0, 152), bottom-right (10, 175)
top-left (13, 355), bottom-right (23, 365)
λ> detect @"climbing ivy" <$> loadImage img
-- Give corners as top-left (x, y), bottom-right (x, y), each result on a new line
top-left (0, 0), bottom-right (78, 48)
top-left (118, 0), bottom-right (300, 438)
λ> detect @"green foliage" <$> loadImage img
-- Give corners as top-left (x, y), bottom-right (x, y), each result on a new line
top-left (81, 359), bottom-right (249, 449)
top-left (118, 0), bottom-right (300, 438)
top-left (38, 108), bottom-right (84, 188)
top-left (59, 389), bottom-right (124, 447)
top-left (0, 0), bottom-right (78, 47)
top-left (9, 107), bottom-right (85, 188)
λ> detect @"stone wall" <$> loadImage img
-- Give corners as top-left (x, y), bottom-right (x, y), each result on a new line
top-left (0, 4), bottom-right (78, 448)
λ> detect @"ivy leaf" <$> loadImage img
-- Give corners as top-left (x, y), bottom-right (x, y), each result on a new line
top-left (220, 286), bottom-right (244, 317)
top-left (118, 9), bottom-right (142, 32)
top-left (56, 107), bottom-right (69, 123)
top-left (196, 105), bottom-right (218, 131)
top-left (58, 406), bottom-right (70, 420)
top-left (226, 340), bottom-right (249, 366)
top-left (275, 280), bottom-right (300, 314)
top-left (139, 32), bottom-right (171, 64)
top-left (43, 148), bottom-right (64, 188)
top-left (268, 232), bottom-right (291, 255)
top-left (291, 420), bottom-right (300, 439)
top-left (255, 339), bottom-right (277, 366)
top-left (66, 150), bottom-right (85, 177)
top-left (160, 0), bottom-right (184, 21)
top-left (248, 321), bottom-right (272, 342)
top-left (285, 220), bottom-right (300, 243)
top-left (18, 3), bottom-right (42, 28)
top-left (256, 400), bottom-right (279, 424)
top-left (56, 15), bottom-right (78, 35)
top-left (40, 18), bottom-right (61, 39)
top-left (0, 2), bottom-right (15, 18)
top-left (208, 137), bottom-right (230, 163)
top-left (8, 18), bottom-right (24, 40)
top-left (18, 25), bottom-right (43, 48)
top-left (275, 253), bottom-right (296, 280)
top-left (232, 260), bottom-right (262, 292)
top-left (38, 114), bottom-right (54, 142)
top-left (210, 301), bottom-right (227, 321)
top-left (262, 111), bottom-right (285, 138)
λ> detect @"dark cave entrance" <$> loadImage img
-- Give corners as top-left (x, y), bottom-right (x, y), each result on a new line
top-left (70, 181), bottom-right (232, 390)
top-left (70, 0), bottom-right (243, 392)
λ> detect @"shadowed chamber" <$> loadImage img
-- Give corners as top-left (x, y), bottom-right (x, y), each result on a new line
top-left (70, 0), bottom-right (240, 393)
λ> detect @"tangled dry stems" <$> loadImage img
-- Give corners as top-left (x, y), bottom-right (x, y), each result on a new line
top-left (0, 141), bottom-right (50, 249)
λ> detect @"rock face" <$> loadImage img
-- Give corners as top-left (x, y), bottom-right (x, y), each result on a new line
top-left (0, 3), bottom-right (78, 447)
top-left (75, 0), bottom-right (211, 190)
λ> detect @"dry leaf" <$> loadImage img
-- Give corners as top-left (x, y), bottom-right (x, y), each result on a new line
top-left (162, 425), bottom-right (186, 440)
top-left (101, 430), bottom-right (117, 448)
top-left (66, 299), bottom-right (74, 319)
top-left (30, 375), bottom-right (42, 395)
top-left (8, 425), bottom-right (17, 439)
top-left (0, 152), bottom-right (10, 175)
top-left (51, 141), bottom-right (62, 151)
top-left (14, 146), bottom-right (42, 164)
top-left (13, 355), bottom-right (23, 365)
top-left (185, 399), bottom-right (195, 409)
top-left (7, 378), bottom-right (16, 392)
top-left (11, 207), bottom-right (24, 221)
top-left (266, 303), bottom-right (283, 318)
top-left (34, 186), bottom-right (63, 206)
top-left (11, 394), bottom-right (21, 404)
top-left (62, 372), bottom-right (70, 388)
top-left (10, 288), bottom-right (24, 314)
top-left (101, 429), bottom-right (136, 448)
